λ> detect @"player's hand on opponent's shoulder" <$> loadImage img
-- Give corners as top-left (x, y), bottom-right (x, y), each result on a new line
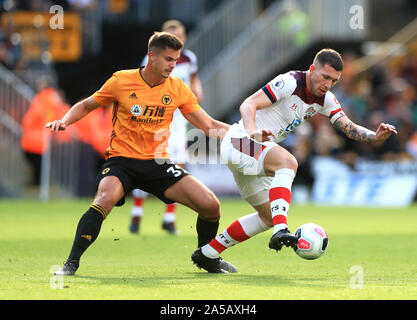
top-left (45, 120), bottom-right (67, 132)
top-left (375, 123), bottom-right (398, 142)
top-left (250, 128), bottom-right (276, 142)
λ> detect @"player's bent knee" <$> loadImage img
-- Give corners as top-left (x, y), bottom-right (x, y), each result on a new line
top-left (198, 193), bottom-right (220, 221)
top-left (94, 188), bottom-right (124, 213)
top-left (94, 192), bottom-right (118, 213)
top-left (264, 147), bottom-right (298, 175)
top-left (275, 154), bottom-right (298, 172)
top-left (204, 196), bottom-right (220, 216)
top-left (95, 176), bottom-right (124, 212)
top-left (284, 155), bottom-right (298, 172)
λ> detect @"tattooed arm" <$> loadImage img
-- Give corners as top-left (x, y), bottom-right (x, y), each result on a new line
top-left (333, 115), bottom-right (398, 143)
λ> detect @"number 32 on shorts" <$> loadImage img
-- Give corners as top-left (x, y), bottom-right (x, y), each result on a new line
top-left (166, 165), bottom-right (184, 177)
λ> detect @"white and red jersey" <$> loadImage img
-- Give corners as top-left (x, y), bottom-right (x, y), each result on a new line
top-left (240, 71), bottom-right (345, 143)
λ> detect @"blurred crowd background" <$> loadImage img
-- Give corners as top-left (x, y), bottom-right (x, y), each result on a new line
top-left (0, 0), bottom-right (416, 202)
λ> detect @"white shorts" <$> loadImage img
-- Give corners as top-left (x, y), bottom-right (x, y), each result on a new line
top-left (220, 123), bottom-right (276, 206)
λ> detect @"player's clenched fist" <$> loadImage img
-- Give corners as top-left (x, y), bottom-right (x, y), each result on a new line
top-left (45, 120), bottom-right (67, 132)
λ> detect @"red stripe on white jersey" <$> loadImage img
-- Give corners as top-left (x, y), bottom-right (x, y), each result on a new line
top-left (329, 107), bottom-right (343, 117)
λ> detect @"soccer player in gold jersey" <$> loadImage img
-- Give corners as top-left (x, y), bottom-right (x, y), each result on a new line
top-left (47, 32), bottom-right (235, 275)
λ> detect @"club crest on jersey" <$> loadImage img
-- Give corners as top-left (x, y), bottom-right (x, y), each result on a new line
top-left (162, 95), bottom-right (172, 105)
top-left (274, 79), bottom-right (285, 89)
top-left (303, 107), bottom-right (316, 120)
top-left (131, 104), bottom-right (143, 116)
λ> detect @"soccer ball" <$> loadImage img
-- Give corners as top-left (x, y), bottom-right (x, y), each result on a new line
top-left (294, 223), bottom-right (328, 260)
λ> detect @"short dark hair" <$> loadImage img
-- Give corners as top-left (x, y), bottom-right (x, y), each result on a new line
top-left (148, 31), bottom-right (183, 52)
top-left (313, 49), bottom-right (344, 71)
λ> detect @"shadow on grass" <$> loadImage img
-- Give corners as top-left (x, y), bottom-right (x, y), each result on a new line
top-left (71, 273), bottom-right (330, 289)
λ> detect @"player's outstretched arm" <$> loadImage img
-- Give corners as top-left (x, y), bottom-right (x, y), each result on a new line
top-left (45, 96), bottom-right (101, 132)
top-left (183, 108), bottom-right (230, 139)
top-left (333, 115), bottom-right (398, 143)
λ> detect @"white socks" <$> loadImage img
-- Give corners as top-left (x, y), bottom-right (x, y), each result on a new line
top-left (269, 168), bottom-right (295, 234)
top-left (202, 212), bottom-right (269, 259)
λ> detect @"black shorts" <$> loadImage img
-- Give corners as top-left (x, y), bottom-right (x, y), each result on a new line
top-left (96, 156), bottom-right (189, 206)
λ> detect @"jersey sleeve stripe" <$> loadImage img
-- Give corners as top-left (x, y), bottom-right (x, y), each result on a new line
top-left (262, 84), bottom-right (278, 103)
top-left (329, 107), bottom-right (343, 118)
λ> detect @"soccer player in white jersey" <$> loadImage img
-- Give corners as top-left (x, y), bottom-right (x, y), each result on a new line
top-left (191, 49), bottom-right (398, 273)
top-left (129, 20), bottom-right (203, 235)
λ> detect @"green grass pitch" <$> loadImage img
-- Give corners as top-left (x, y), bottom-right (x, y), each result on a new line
top-left (0, 197), bottom-right (416, 300)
